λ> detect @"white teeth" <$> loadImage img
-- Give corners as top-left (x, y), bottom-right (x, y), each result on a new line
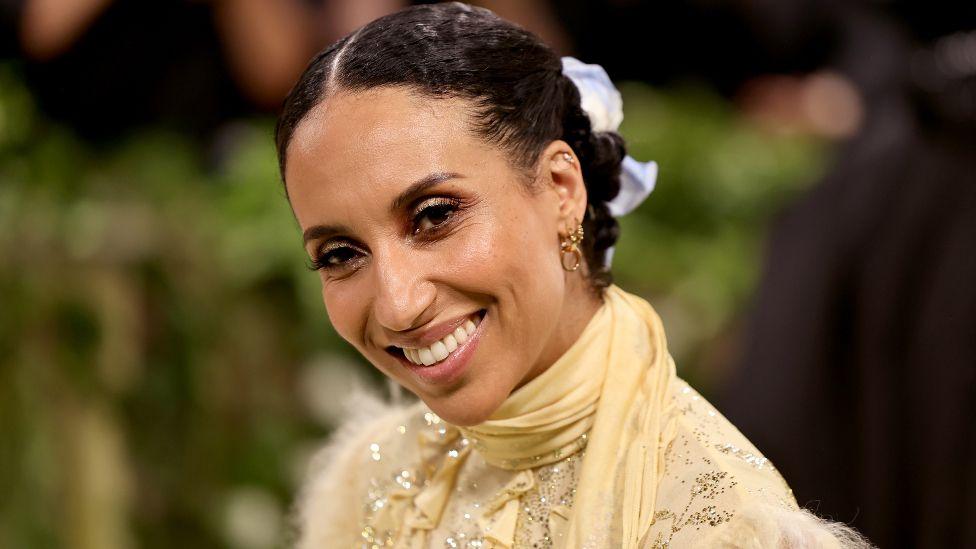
top-left (401, 312), bottom-right (483, 366)
top-left (443, 334), bottom-right (458, 353)
top-left (430, 341), bottom-right (449, 362)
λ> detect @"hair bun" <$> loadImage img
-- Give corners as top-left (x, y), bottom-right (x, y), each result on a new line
top-left (581, 131), bottom-right (625, 204)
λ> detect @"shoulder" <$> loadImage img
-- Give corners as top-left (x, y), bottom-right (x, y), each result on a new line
top-left (704, 499), bottom-right (875, 548)
top-left (657, 378), bottom-right (796, 511)
top-left (643, 379), bottom-right (872, 548)
top-left (291, 387), bottom-right (430, 549)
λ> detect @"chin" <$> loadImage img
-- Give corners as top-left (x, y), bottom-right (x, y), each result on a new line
top-left (422, 392), bottom-right (504, 427)
top-left (437, 409), bottom-right (491, 428)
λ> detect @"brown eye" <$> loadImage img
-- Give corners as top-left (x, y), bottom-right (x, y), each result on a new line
top-left (412, 199), bottom-right (460, 235)
top-left (325, 247), bottom-right (357, 265)
top-left (309, 245), bottom-right (361, 272)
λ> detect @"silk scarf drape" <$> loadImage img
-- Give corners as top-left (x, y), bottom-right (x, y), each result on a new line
top-left (396, 284), bottom-right (678, 548)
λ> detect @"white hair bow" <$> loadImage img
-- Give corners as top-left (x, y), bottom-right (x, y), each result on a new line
top-left (561, 56), bottom-right (658, 267)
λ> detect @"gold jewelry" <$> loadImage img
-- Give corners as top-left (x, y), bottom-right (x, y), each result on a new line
top-left (560, 218), bottom-right (584, 272)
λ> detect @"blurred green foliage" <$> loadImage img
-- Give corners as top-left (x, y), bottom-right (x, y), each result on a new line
top-left (0, 64), bottom-right (825, 549)
top-left (613, 81), bottom-right (826, 373)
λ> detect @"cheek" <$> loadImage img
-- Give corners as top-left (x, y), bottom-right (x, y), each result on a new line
top-left (447, 203), bottom-right (562, 290)
top-left (504, 231), bottom-right (565, 339)
top-left (321, 280), bottom-right (367, 348)
top-left (461, 202), bottom-right (566, 346)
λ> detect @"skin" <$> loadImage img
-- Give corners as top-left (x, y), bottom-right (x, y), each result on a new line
top-left (284, 86), bottom-right (602, 426)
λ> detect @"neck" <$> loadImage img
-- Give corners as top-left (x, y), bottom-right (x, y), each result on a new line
top-left (514, 280), bottom-right (604, 392)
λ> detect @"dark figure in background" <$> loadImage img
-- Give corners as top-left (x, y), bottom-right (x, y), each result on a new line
top-left (0, 0), bottom-right (315, 143)
top-left (719, 3), bottom-right (976, 548)
top-left (0, 0), bottom-right (571, 145)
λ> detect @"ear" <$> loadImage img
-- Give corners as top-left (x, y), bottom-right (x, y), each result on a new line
top-left (540, 140), bottom-right (588, 234)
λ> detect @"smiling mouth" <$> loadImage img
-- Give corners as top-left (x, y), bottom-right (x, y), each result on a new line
top-left (386, 309), bottom-right (487, 367)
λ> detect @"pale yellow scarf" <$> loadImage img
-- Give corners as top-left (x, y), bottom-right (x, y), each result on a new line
top-left (396, 284), bottom-right (677, 548)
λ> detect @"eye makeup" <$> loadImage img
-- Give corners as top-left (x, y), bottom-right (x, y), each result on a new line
top-left (308, 189), bottom-right (477, 274)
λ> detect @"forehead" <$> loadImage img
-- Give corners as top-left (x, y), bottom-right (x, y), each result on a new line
top-left (284, 87), bottom-right (493, 209)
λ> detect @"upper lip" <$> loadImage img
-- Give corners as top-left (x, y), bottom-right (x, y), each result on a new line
top-left (386, 309), bottom-right (483, 349)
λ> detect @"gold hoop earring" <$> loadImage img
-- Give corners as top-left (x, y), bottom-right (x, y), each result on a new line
top-left (560, 218), bottom-right (584, 272)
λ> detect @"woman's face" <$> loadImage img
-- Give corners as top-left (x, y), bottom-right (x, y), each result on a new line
top-left (284, 86), bottom-right (594, 426)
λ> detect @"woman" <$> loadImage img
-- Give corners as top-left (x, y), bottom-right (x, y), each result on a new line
top-left (276, 3), bottom-right (871, 547)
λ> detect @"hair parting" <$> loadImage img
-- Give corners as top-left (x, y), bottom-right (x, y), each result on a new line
top-left (275, 2), bottom-right (628, 294)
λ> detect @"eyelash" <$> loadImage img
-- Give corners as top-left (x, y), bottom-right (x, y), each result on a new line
top-left (308, 197), bottom-right (463, 273)
top-left (410, 197), bottom-right (460, 236)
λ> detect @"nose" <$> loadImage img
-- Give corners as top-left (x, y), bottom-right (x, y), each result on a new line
top-left (370, 244), bottom-right (435, 333)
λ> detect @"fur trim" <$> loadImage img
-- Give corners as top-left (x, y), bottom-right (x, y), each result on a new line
top-left (289, 383), bottom-right (411, 549)
top-left (710, 500), bottom-right (875, 549)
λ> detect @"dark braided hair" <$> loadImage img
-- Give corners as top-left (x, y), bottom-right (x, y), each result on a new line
top-left (275, 2), bottom-right (627, 295)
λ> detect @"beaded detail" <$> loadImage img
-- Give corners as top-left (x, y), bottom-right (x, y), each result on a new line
top-left (346, 380), bottom-right (798, 548)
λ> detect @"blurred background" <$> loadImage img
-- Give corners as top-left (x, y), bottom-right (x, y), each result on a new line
top-left (1, 1), bottom-right (973, 548)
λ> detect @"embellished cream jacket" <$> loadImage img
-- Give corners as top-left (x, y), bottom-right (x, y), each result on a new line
top-left (294, 382), bottom-right (870, 548)
top-left (294, 286), bottom-right (872, 548)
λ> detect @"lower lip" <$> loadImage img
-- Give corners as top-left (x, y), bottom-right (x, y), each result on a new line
top-left (400, 311), bottom-right (486, 386)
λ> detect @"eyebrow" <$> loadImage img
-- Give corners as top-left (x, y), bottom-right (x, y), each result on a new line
top-left (302, 223), bottom-right (350, 246)
top-left (301, 171), bottom-right (463, 245)
top-left (388, 171), bottom-right (463, 214)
